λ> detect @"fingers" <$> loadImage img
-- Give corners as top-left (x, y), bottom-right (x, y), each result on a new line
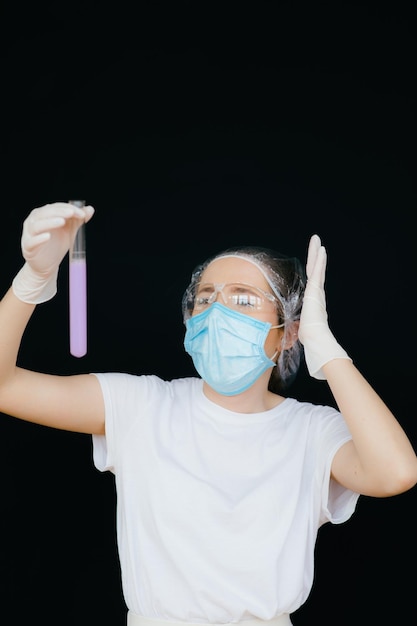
top-left (306, 234), bottom-right (321, 278)
top-left (306, 234), bottom-right (327, 287)
top-left (312, 245), bottom-right (327, 288)
top-left (22, 202), bottom-right (94, 249)
top-left (22, 231), bottom-right (52, 254)
top-left (26, 202), bottom-right (94, 227)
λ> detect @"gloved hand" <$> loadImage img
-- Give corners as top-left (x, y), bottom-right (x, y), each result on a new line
top-left (298, 234), bottom-right (351, 379)
top-left (12, 202), bottom-right (95, 304)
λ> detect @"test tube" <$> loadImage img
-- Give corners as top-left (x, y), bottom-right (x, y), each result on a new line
top-left (69, 199), bottom-right (87, 357)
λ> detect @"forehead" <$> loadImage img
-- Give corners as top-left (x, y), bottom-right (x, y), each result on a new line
top-left (200, 256), bottom-right (272, 291)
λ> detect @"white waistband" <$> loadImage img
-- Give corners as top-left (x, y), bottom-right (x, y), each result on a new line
top-left (127, 614), bottom-right (292, 626)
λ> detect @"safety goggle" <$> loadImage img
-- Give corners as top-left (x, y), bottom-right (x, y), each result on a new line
top-left (192, 282), bottom-right (281, 317)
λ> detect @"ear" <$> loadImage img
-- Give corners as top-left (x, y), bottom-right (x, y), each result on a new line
top-left (280, 320), bottom-right (300, 350)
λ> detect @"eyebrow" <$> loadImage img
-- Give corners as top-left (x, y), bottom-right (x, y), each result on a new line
top-left (198, 282), bottom-right (274, 295)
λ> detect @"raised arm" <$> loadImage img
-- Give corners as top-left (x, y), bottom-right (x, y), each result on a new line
top-left (0, 203), bottom-right (105, 435)
top-left (298, 235), bottom-right (417, 497)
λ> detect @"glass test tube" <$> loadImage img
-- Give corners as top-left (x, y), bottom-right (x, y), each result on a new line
top-left (69, 199), bottom-right (87, 357)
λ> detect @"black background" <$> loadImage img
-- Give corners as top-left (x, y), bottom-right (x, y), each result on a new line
top-left (1, 1), bottom-right (416, 624)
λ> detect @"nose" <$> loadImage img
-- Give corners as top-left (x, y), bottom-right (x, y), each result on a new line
top-left (210, 284), bottom-right (227, 305)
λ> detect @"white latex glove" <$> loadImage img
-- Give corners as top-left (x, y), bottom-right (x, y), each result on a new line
top-left (12, 202), bottom-right (95, 304)
top-left (298, 234), bottom-right (351, 379)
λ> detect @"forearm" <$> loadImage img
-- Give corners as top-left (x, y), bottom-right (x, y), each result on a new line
top-left (324, 358), bottom-right (417, 494)
top-left (0, 287), bottom-right (36, 388)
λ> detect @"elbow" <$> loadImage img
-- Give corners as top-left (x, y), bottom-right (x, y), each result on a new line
top-left (380, 462), bottom-right (417, 497)
top-left (396, 469), bottom-right (417, 495)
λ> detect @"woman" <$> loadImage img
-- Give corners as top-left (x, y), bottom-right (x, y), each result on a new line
top-left (1, 202), bottom-right (416, 625)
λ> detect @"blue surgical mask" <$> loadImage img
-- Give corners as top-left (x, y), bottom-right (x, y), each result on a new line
top-left (184, 302), bottom-right (280, 396)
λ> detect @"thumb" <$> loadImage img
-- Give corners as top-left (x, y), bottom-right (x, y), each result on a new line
top-left (83, 205), bottom-right (95, 223)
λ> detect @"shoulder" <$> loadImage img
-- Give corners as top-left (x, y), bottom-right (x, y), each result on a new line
top-left (91, 372), bottom-right (201, 400)
top-left (280, 397), bottom-right (349, 438)
top-left (281, 397), bottom-right (340, 420)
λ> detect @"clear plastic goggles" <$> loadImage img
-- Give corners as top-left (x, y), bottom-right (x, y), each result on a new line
top-left (192, 282), bottom-right (281, 317)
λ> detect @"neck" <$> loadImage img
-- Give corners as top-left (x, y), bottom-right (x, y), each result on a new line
top-left (202, 372), bottom-right (285, 414)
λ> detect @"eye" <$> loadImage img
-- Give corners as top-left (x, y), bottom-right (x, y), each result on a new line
top-left (229, 294), bottom-right (259, 308)
top-left (194, 286), bottom-right (215, 308)
top-left (195, 295), bottom-right (211, 306)
top-left (228, 284), bottom-right (265, 310)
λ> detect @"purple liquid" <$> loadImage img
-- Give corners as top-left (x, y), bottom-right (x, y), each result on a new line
top-left (69, 260), bottom-right (87, 357)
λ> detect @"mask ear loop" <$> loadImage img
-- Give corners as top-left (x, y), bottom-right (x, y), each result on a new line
top-left (268, 322), bottom-right (285, 364)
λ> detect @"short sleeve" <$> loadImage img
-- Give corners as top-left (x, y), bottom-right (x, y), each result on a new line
top-left (91, 372), bottom-right (118, 473)
top-left (320, 439), bottom-right (360, 525)
top-left (316, 412), bottom-right (360, 525)
top-left (90, 372), bottom-right (171, 474)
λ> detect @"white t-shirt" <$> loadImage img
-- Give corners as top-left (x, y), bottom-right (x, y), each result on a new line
top-left (92, 374), bottom-right (359, 622)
